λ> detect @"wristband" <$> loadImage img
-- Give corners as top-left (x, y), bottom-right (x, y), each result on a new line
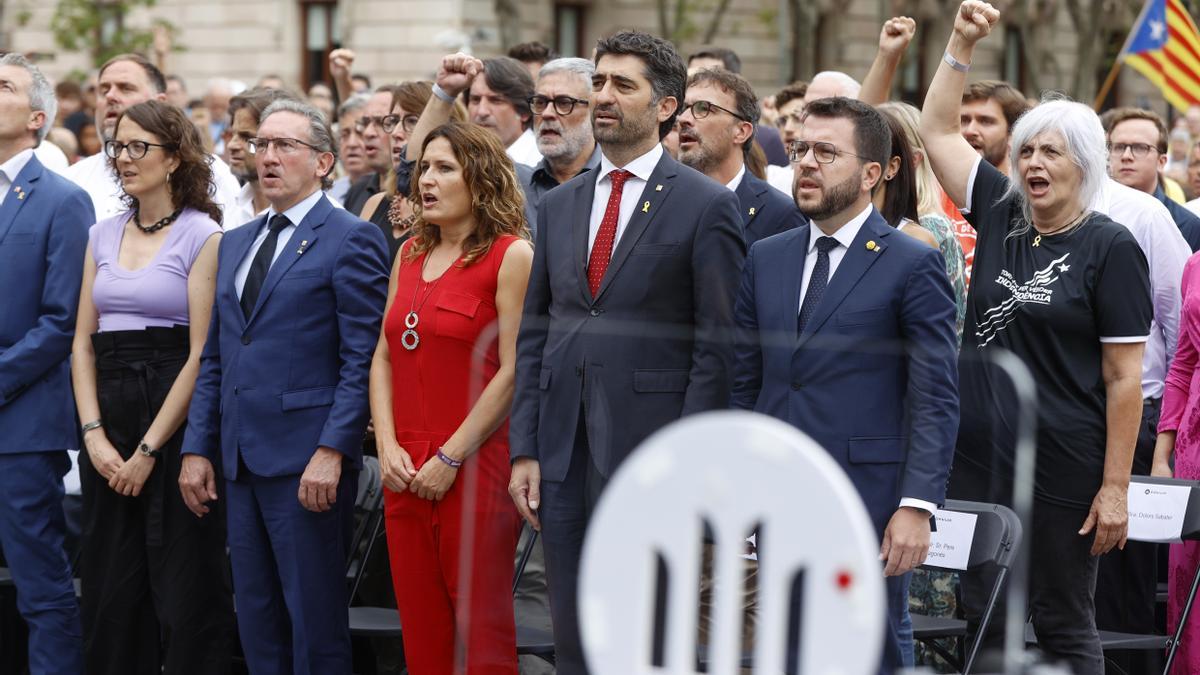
top-left (81, 419), bottom-right (103, 434)
top-left (943, 51), bottom-right (971, 73)
top-left (436, 448), bottom-right (463, 468)
top-left (432, 83), bottom-right (456, 104)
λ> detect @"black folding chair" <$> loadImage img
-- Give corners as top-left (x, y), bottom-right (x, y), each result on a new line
top-left (911, 499), bottom-right (1023, 675)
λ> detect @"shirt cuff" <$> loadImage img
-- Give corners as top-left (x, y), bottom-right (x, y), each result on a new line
top-left (899, 498), bottom-right (938, 516)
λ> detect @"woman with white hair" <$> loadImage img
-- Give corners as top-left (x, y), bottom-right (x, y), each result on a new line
top-left (921, 2), bottom-right (1151, 671)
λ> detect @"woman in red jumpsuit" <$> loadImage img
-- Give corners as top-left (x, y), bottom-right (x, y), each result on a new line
top-left (369, 121), bottom-right (533, 674)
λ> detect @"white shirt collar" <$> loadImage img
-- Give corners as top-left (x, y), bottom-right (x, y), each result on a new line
top-left (808, 203), bottom-right (874, 253)
top-left (598, 143), bottom-right (664, 184)
top-left (724, 165), bottom-right (746, 192)
top-left (265, 189), bottom-right (324, 229)
top-left (0, 148), bottom-right (35, 185)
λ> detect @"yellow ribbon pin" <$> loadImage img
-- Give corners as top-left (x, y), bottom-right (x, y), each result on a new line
top-left (748, 207), bottom-right (756, 216)
top-left (642, 201), bottom-right (650, 213)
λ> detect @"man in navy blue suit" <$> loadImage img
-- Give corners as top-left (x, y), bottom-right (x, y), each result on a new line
top-left (678, 67), bottom-right (805, 245)
top-left (180, 99), bottom-right (389, 675)
top-left (731, 97), bottom-right (959, 671)
top-left (509, 31), bottom-right (745, 674)
top-left (0, 53), bottom-right (93, 675)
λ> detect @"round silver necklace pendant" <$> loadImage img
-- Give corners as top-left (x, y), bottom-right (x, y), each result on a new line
top-left (401, 328), bottom-right (420, 351)
top-left (404, 311), bottom-right (419, 329)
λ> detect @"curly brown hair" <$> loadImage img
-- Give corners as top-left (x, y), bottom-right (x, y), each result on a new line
top-left (405, 122), bottom-right (529, 266)
top-left (112, 100), bottom-right (222, 223)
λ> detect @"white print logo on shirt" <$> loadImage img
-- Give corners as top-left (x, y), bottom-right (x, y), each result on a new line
top-left (975, 253), bottom-right (1071, 348)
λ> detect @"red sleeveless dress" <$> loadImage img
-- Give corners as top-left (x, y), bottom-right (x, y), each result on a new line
top-left (382, 235), bottom-right (522, 674)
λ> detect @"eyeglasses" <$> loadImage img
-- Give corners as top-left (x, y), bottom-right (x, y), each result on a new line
top-left (355, 114), bottom-right (419, 134)
top-left (1109, 142), bottom-right (1159, 159)
top-left (104, 140), bottom-right (177, 160)
top-left (788, 140), bottom-right (869, 165)
top-left (528, 95), bottom-right (589, 116)
top-left (247, 137), bottom-right (323, 156)
top-left (680, 100), bottom-right (750, 122)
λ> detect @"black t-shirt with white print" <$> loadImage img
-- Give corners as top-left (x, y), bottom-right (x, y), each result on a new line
top-left (956, 159), bottom-right (1152, 509)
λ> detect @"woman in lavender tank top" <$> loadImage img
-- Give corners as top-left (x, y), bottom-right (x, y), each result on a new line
top-left (69, 101), bottom-right (235, 674)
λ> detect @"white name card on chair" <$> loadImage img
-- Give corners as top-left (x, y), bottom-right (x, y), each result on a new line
top-left (1127, 481), bottom-right (1190, 542)
top-left (579, 411), bottom-right (886, 675)
top-left (926, 510), bottom-right (977, 571)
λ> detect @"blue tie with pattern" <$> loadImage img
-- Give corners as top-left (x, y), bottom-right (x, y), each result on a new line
top-left (797, 236), bottom-right (839, 334)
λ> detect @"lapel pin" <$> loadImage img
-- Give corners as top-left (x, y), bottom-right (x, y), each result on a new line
top-left (866, 240), bottom-right (877, 251)
top-left (655, 184), bottom-right (663, 192)
top-left (642, 201), bottom-right (650, 213)
top-left (297, 240), bottom-right (309, 254)
top-left (748, 207), bottom-right (756, 217)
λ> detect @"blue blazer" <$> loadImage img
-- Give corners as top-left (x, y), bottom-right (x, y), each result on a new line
top-left (734, 171), bottom-right (806, 246)
top-left (182, 195), bottom-right (390, 479)
top-left (0, 154), bottom-right (94, 452)
top-left (731, 209), bottom-right (959, 532)
top-left (511, 153), bottom-right (746, 482)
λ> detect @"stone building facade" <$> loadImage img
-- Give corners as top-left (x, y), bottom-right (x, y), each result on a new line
top-left (0, 0), bottom-right (1167, 115)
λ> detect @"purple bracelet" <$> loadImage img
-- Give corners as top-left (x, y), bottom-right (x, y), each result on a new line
top-left (436, 448), bottom-right (463, 468)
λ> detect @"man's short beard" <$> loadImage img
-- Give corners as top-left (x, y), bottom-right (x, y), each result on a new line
top-left (679, 136), bottom-right (732, 177)
top-left (233, 166), bottom-right (258, 183)
top-left (796, 169), bottom-right (862, 221)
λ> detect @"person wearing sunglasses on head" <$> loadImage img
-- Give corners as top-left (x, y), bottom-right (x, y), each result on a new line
top-left (72, 99), bottom-right (236, 674)
top-left (359, 81), bottom-right (466, 263)
top-left (679, 68), bottom-right (805, 246)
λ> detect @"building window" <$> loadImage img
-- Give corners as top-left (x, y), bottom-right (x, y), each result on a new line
top-left (554, 3), bottom-right (586, 57)
top-left (898, 25), bottom-right (929, 105)
top-left (301, 0), bottom-right (342, 90)
top-left (1002, 27), bottom-right (1027, 92)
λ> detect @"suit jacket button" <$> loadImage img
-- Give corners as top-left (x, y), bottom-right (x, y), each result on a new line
top-left (589, 308), bottom-right (601, 317)
top-left (241, 335), bottom-right (251, 345)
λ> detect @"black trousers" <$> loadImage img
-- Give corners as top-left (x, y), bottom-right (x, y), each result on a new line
top-left (79, 326), bottom-right (236, 675)
top-left (1095, 397), bottom-right (1163, 675)
top-left (949, 458), bottom-right (1104, 675)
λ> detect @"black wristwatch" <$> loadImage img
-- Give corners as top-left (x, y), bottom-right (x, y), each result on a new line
top-left (137, 440), bottom-right (161, 459)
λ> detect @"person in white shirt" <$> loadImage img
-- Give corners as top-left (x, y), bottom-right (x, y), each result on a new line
top-left (464, 56), bottom-right (542, 167)
top-left (63, 54), bottom-right (241, 228)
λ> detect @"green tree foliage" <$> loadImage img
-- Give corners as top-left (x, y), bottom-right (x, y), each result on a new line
top-left (51, 0), bottom-right (178, 67)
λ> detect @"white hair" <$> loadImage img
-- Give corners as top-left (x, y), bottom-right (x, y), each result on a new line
top-left (538, 57), bottom-right (594, 93)
top-left (1002, 95), bottom-right (1107, 233)
top-left (810, 71), bottom-right (862, 99)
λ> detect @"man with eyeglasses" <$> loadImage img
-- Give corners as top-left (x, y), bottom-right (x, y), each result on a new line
top-left (224, 87), bottom-right (302, 229)
top-left (524, 58), bottom-right (601, 204)
top-left (329, 93), bottom-right (371, 204)
top-left (732, 97), bottom-right (958, 674)
top-left (1106, 107), bottom-right (1200, 251)
top-left (679, 68), bottom-right (804, 245)
top-left (342, 86), bottom-right (395, 217)
top-left (63, 53), bottom-right (242, 228)
top-left (0, 52), bottom-right (93, 675)
top-left (179, 99), bottom-right (389, 675)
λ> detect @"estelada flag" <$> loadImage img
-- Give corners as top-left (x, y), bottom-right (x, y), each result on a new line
top-left (1123, 0), bottom-right (1200, 112)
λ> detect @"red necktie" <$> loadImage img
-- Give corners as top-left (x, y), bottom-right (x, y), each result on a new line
top-left (587, 169), bottom-right (633, 296)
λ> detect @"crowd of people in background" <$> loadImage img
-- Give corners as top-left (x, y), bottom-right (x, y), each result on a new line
top-left (7, 1), bottom-right (1200, 674)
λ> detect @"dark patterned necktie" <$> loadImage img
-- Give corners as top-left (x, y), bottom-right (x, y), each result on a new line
top-left (241, 213), bottom-right (291, 318)
top-left (797, 236), bottom-right (839, 334)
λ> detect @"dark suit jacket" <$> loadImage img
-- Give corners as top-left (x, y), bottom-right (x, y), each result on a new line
top-left (510, 152), bottom-right (746, 482)
top-left (183, 195), bottom-right (390, 479)
top-left (1155, 184), bottom-right (1200, 252)
top-left (0, 155), bottom-right (94, 452)
top-left (731, 208), bottom-right (959, 533)
top-left (735, 171), bottom-right (806, 246)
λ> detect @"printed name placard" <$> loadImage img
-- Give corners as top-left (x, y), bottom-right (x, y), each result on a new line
top-left (1127, 482), bottom-right (1191, 543)
top-left (926, 510), bottom-right (977, 570)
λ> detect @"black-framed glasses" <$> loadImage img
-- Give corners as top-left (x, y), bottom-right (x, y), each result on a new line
top-left (528, 95), bottom-right (589, 116)
top-left (355, 114), bottom-right (419, 134)
top-left (104, 140), bottom-right (177, 160)
top-left (247, 137), bottom-right (323, 156)
top-left (788, 140), bottom-right (870, 165)
top-left (1109, 142), bottom-right (1158, 159)
top-left (680, 100), bottom-right (750, 122)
